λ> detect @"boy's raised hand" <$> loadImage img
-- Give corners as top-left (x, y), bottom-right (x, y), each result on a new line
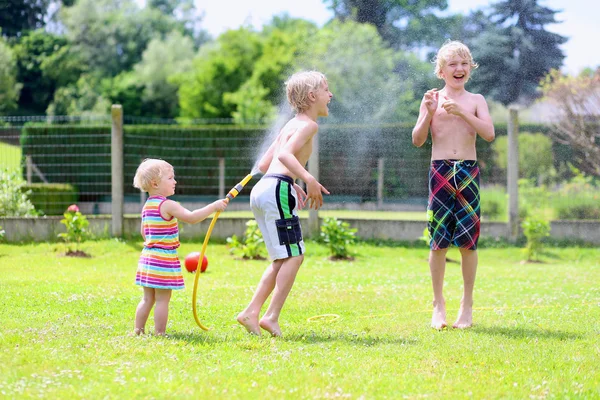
top-left (424, 89), bottom-right (439, 115)
top-left (441, 96), bottom-right (464, 116)
top-left (306, 177), bottom-right (330, 210)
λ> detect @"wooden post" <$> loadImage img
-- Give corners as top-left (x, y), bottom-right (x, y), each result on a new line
top-left (377, 157), bottom-right (384, 208)
top-left (308, 134), bottom-right (320, 237)
top-left (507, 106), bottom-right (519, 242)
top-left (111, 105), bottom-right (124, 237)
top-left (219, 158), bottom-right (225, 199)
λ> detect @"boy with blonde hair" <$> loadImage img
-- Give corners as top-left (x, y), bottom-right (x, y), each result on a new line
top-left (412, 41), bottom-right (495, 329)
top-left (237, 71), bottom-right (333, 336)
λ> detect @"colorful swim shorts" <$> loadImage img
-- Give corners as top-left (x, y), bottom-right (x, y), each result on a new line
top-left (427, 159), bottom-right (480, 250)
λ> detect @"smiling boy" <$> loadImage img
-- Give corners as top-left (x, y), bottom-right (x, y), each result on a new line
top-left (412, 41), bottom-right (495, 329)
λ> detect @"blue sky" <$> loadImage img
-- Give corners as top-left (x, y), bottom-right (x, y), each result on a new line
top-left (191, 0), bottom-right (596, 75)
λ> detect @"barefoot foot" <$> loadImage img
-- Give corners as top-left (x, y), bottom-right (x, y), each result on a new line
top-left (431, 300), bottom-right (447, 330)
top-left (236, 312), bottom-right (261, 335)
top-left (259, 317), bottom-right (282, 337)
top-left (453, 301), bottom-right (473, 329)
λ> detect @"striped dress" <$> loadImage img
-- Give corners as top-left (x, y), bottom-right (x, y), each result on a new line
top-left (135, 196), bottom-right (185, 290)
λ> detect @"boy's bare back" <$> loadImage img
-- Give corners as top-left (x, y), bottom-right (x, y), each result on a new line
top-left (266, 116), bottom-right (317, 179)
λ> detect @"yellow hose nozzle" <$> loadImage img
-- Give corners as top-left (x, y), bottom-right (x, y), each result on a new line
top-left (225, 173), bottom-right (254, 201)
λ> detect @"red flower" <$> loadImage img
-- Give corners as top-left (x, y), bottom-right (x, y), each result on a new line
top-left (67, 204), bottom-right (79, 213)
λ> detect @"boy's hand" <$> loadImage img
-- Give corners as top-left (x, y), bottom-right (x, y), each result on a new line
top-left (441, 96), bottom-right (464, 116)
top-left (293, 183), bottom-right (307, 210)
top-left (306, 177), bottom-right (330, 210)
top-left (424, 89), bottom-right (439, 115)
top-left (212, 199), bottom-right (229, 212)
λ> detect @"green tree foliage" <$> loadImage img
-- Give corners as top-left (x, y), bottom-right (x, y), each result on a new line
top-left (47, 74), bottom-right (111, 116)
top-left (107, 31), bottom-right (194, 118)
top-left (469, 0), bottom-right (566, 105)
top-left (59, 0), bottom-right (180, 78)
top-left (13, 30), bottom-right (82, 114)
top-left (224, 17), bottom-right (318, 124)
top-left (295, 20), bottom-right (419, 123)
top-left (178, 28), bottom-right (263, 120)
top-left (0, 38), bottom-right (22, 115)
top-left (493, 132), bottom-right (555, 183)
top-left (0, 0), bottom-right (50, 37)
top-left (323, 0), bottom-right (457, 49)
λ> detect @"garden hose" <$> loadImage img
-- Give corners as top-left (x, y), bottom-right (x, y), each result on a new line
top-left (192, 173), bottom-right (254, 330)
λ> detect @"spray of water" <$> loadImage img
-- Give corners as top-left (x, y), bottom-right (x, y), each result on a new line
top-left (249, 101), bottom-right (293, 176)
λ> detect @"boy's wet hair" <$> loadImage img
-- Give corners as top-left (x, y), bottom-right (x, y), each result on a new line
top-left (285, 71), bottom-right (327, 114)
top-left (133, 158), bottom-right (173, 192)
top-left (433, 40), bottom-right (479, 80)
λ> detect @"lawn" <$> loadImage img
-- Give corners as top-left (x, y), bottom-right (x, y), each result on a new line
top-left (0, 240), bottom-right (599, 398)
top-left (0, 142), bottom-right (22, 170)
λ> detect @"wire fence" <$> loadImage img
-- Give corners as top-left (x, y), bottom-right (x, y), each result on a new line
top-left (1, 113), bottom-right (599, 221)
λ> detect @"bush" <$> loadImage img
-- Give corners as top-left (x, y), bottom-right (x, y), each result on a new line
top-left (23, 183), bottom-right (78, 215)
top-left (480, 186), bottom-right (507, 221)
top-left (320, 217), bottom-right (357, 259)
top-left (58, 204), bottom-right (90, 254)
top-left (552, 168), bottom-right (600, 220)
top-left (522, 213), bottom-right (551, 261)
top-left (0, 168), bottom-right (37, 217)
top-left (226, 220), bottom-right (265, 259)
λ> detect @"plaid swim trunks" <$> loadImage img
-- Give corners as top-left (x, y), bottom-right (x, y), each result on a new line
top-left (427, 159), bottom-right (480, 250)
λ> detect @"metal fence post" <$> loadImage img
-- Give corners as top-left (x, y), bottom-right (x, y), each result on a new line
top-left (219, 158), bottom-right (225, 199)
top-left (377, 157), bottom-right (385, 208)
top-left (308, 133), bottom-right (320, 237)
top-left (507, 106), bottom-right (519, 242)
top-left (111, 105), bottom-right (124, 237)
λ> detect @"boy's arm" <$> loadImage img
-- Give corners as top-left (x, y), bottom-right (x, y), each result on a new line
top-left (412, 89), bottom-right (437, 147)
top-left (442, 94), bottom-right (495, 142)
top-left (278, 121), bottom-right (329, 209)
top-left (161, 199), bottom-right (228, 224)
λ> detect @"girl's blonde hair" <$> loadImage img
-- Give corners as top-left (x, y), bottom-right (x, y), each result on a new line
top-left (133, 158), bottom-right (173, 192)
top-left (285, 70), bottom-right (327, 113)
top-left (434, 40), bottom-right (479, 80)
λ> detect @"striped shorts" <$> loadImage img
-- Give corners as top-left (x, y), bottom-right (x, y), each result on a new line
top-left (250, 174), bottom-right (304, 261)
top-left (427, 159), bottom-right (480, 250)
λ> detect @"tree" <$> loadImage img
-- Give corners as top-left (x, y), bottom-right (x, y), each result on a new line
top-left (294, 20), bottom-right (417, 124)
top-left (468, 0), bottom-right (566, 105)
top-left (0, 0), bottom-right (50, 37)
top-left (59, 0), bottom-right (180, 77)
top-left (323, 0), bottom-right (457, 49)
top-left (107, 31), bottom-right (195, 118)
top-left (540, 69), bottom-right (600, 177)
top-left (177, 28), bottom-right (263, 120)
top-left (12, 29), bottom-right (82, 114)
top-left (0, 37), bottom-right (22, 115)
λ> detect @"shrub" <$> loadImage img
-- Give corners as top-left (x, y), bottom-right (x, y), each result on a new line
top-left (522, 213), bottom-right (551, 261)
top-left (226, 220), bottom-right (265, 259)
top-left (552, 168), bottom-right (600, 220)
top-left (320, 217), bottom-right (357, 259)
top-left (23, 183), bottom-right (78, 215)
top-left (58, 204), bottom-right (90, 254)
top-left (480, 186), bottom-right (507, 221)
top-left (0, 168), bottom-right (37, 217)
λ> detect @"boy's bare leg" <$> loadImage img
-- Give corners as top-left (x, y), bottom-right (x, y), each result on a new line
top-left (153, 289), bottom-right (172, 335)
top-left (259, 255), bottom-right (304, 336)
top-left (454, 248), bottom-right (477, 329)
top-left (430, 248), bottom-right (448, 329)
top-left (237, 259), bottom-right (284, 335)
top-left (135, 287), bottom-right (155, 335)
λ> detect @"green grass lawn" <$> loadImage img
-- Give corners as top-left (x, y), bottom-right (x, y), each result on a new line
top-left (1, 240), bottom-right (599, 398)
top-left (0, 141), bottom-right (22, 170)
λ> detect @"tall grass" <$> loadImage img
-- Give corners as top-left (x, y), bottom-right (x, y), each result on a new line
top-left (1, 240), bottom-right (598, 398)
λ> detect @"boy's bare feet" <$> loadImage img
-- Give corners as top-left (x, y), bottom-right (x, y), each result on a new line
top-left (259, 317), bottom-right (282, 337)
top-left (133, 328), bottom-right (144, 336)
top-left (236, 312), bottom-right (261, 335)
top-left (453, 300), bottom-right (473, 329)
top-left (431, 300), bottom-right (447, 330)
